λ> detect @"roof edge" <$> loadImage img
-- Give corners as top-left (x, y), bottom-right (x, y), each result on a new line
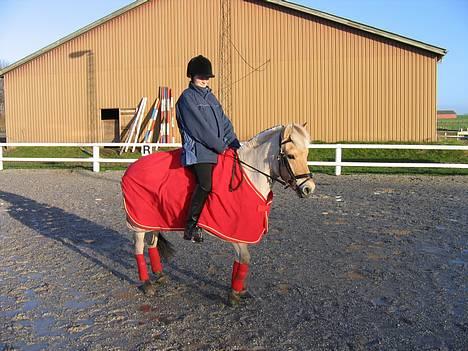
top-left (263, 0), bottom-right (447, 59)
top-left (0, 0), bottom-right (149, 77)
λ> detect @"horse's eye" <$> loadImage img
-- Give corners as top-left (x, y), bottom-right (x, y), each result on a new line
top-left (287, 154), bottom-right (295, 160)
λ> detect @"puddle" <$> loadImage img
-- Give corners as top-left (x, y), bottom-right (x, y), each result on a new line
top-left (64, 299), bottom-right (96, 310)
top-left (371, 296), bottom-right (390, 307)
top-left (419, 244), bottom-right (445, 255)
top-left (0, 294), bottom-right (15, 305)
top-left (12, 342), bottom-right (49, 351)
top-left (23, 299), bottom-right (39, 311)
top-left (18, 317), bottom-right (61, 338)
top-left (31, 317), bottom-right (62, 337)
top-left (448, 258), bottom-right (466, 266)
top-left (22, 289), bottom-right (40, 312)
top-left (0, 310), bottom-right (19, 319)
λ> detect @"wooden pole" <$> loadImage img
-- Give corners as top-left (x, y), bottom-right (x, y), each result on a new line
top-left (131, 97), bottom-right (148, 152)
top-left (120, 97), bottom-right (146, 154)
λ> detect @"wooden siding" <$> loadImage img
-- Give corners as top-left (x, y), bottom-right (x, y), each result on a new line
top-left (4, 0), bottom-right (439, 142)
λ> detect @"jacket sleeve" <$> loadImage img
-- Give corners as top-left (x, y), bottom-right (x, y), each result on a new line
top-left (221, 111), bottom-right (240, 148)
top-left (177, 94), bottom-right (227, 153)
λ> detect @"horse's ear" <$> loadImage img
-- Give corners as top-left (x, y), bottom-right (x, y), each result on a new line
top-left (302, 122), bottom-right (307, 127)
top-left (281, 124), bottom-right (293, 142)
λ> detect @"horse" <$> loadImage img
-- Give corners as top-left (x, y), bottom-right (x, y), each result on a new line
top-left (121, 123), bottom-right (316, 306)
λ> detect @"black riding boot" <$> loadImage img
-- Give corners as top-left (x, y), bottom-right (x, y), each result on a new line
top-left (183, 185), bottom-right (209, 242)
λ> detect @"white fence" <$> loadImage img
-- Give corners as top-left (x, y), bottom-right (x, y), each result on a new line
top-left (1, 142), bottom-right (467, 175)
top-left (307, 144), bottom-right (468, 175)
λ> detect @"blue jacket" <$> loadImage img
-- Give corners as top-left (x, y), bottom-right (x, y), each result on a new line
top-left (176, 83), bottom-right (240, 166)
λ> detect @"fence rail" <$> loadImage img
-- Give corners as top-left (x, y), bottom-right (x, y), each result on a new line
top-left (307, 143), bottom-right (468, 175)
top-left (1, 142), bottom-right (467, 175)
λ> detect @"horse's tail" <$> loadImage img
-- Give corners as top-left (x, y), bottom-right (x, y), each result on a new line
top-left (157, 232), bottom-right (175, 260)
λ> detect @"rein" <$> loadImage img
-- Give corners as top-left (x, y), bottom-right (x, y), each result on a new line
top-left (229, 151), bottom-right (287, 193)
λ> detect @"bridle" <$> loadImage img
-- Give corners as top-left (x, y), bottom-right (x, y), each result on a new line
top-left (229, 129), bottom-right (314, 192)
top-left (277, 135), bottom-right (314, 191)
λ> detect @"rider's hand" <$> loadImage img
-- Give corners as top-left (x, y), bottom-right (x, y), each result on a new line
top-left (228, 139), bottom-right (241, 150)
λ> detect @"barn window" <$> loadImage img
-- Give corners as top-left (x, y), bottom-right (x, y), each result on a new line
top-left (101, 108), bottom-right (119, 120)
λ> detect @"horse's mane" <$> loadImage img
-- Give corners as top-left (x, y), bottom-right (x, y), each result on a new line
top-left (241, 125), bottom-right (283, 149)
top-left (241, 124), bottom-right (310, 150)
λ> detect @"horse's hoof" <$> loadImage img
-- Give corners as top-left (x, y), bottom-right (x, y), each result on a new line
top-left (239, 289), bottom-right (254, 299)
top-left (154, 272), bottom-right (168, 285)
top-left (140, 280), bottom-right (156, 296)
top-left (227, 290), bottom-right (241, 307)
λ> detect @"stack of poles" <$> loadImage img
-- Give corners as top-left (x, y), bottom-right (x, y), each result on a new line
top-left (120, 97), bottom-right (147, 155)
top-left (120, 87), bottom-right (174, 154)
top-left (170, 89), bottom-right (175, 143)
top-left (158, 87), bottom-right (174, 144)
top-left (142, 97), bottom-right (161, 152)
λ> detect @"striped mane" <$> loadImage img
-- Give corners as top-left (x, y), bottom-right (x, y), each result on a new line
top-left (241, 125), bottom-right (283, 149)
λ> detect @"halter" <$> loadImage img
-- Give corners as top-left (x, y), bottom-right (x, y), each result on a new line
top-left (229, 129), bottom-right (314, 192)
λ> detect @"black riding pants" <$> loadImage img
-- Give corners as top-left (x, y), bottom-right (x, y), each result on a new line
top-left (185, 163), bottom-right (214, 228)
top-left (190, 163), bottom-right (214, 193)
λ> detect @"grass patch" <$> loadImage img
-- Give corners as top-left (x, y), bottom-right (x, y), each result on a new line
top-left (1, 146), bottom-right (177, 171)
top-left (308, 141), bottom-right (468, 175)
top-left (437, 115), bottom-right (468, 131)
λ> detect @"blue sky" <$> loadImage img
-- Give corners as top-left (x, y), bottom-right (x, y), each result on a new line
top-left (1, 0), bottom-right (467, 113)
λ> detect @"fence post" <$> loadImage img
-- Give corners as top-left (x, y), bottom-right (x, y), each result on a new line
top-left (93, 145), bottom-right (100, 172)
top-left (0, 146), bottom-right (3, 171)
top-left (335, 145), bottom-right (342, 176)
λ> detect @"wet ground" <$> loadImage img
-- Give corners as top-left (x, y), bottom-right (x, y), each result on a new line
top-left (0, 170), bottom-right (466, 350)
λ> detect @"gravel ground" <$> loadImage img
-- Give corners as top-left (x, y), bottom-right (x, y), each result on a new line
top-left (0, 170), bottom-right (466, 351)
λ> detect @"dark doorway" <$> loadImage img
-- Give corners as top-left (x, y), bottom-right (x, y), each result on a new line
top-left (101, 108), bottom-right (120, 142)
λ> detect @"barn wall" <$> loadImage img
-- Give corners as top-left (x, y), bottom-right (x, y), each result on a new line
top-left (4, 0), bottom-right (439, 142)
top-left (5, 0), bottom-right (221, 142)
top-left (232, 0), bottom-right (438, 142)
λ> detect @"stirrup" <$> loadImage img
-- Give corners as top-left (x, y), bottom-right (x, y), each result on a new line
top-left (192, 227), bottom-right (204, 243)
top-left (184, 226), bottom-right (203, 243)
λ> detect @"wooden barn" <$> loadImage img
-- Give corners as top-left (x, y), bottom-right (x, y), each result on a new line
top-left (437, 110), bottom-right (457, 119)
top-left (0, 0), bottom-right (446, 143)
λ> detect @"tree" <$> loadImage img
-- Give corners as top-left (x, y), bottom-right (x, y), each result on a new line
top-left (0, 59), bottom-right (9, 69)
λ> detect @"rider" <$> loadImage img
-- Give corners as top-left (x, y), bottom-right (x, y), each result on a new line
top-left (176, 55), bottom-right (241, 243)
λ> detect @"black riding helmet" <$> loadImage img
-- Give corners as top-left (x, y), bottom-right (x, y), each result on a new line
top-left (186, 55), bottom-right (215, 78)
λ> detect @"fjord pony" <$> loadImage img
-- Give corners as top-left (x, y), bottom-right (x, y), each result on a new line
top-left (124, 123), bottom-right (315, 305)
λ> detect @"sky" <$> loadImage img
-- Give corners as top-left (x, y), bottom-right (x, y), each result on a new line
top-left (0, 0), bottom-right (467, 113)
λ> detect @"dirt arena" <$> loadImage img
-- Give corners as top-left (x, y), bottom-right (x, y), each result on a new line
top-left (0, 170), bottom-right (466, 350)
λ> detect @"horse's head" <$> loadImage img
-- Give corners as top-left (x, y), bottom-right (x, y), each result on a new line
top-left (278, 123), bottom-right (316, 198)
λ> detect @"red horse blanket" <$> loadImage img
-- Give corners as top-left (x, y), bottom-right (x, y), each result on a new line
top-left (121, 149), bottom-right (273, 244)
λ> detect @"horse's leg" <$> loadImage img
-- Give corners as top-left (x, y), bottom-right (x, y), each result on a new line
top-left (228, 243), bottom-right (251, 306)
top-left (147, 233), bottom-right (167, 284)
top-left (134, 231), bottom-right (156, 295)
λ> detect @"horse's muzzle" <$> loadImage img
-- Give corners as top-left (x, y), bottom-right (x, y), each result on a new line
top-left (299, 182), bottom-right (315, 198)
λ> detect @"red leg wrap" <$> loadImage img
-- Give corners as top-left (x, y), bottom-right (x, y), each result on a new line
top-left (232, 261), bottom-right (240, 282)
top-left (231, 263), bottom-right (249, 292)
top-left (135, 254), bottom-right (149, 281)
top-left (148, 247), bottom-right (163, 273)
